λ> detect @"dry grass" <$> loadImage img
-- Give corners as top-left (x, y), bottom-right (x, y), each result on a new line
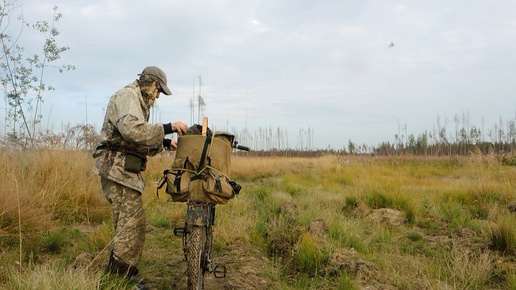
top-left (0, 148), bottom-right (111, 286)
top-left (5, 261), bottom-right (129, 290)
top-left (0, 149), bottom-right (108, 232)
top-left (2, 150), bottom-right (516, 289)
top-left (223, 154), bottom-right (516, 288)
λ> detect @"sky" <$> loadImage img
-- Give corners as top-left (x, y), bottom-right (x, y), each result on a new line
top-left (2, 0), bottom-right (516, 150)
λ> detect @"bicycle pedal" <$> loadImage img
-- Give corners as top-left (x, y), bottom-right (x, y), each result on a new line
top-left (212, 264), bottom-right (226, 278)
top-left (173, 226), bottom-right (186, 236)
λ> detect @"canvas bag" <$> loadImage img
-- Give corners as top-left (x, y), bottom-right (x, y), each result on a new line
top-left (160, 130), bottom-right (238, 204)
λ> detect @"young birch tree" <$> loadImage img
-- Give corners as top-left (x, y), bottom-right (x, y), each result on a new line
top-left (0, 1), bottom-right (74, 146)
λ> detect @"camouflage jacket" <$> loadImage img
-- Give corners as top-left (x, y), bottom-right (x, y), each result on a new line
top-left (92, 81), bottom-right (165, 192)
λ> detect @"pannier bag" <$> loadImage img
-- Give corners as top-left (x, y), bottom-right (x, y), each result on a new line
top-left (158, 127), bottom-right (241, 204)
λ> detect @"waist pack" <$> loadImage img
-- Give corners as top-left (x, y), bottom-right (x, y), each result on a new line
top-left (158, 130), bottom-right (241, 204)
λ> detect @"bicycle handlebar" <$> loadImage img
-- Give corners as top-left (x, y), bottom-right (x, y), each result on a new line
top-left (232, 141), bottom-right (250, 152)
top-left (234, 145), bottom-right (250, 151)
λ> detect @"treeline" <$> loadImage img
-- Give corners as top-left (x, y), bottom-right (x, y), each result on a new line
top-left (362, 113), bottom-right (516, 156)
top-left (234, 140), bottom-right (516, 158)
top-left (233, 113), bottom-right (516, 157)
top-left (212, 125), bottom-right (316, 152)
top-left (3, 113), bottom-right (516, 159)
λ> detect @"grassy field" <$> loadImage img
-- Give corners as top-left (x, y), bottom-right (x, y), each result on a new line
top-left (1, 149), bottom-right (516, 289)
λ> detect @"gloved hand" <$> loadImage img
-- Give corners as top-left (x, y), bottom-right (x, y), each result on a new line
top-left (163, 121), bottom-right (188, 136)
top-left (163, 139), bottom-right (178, 151)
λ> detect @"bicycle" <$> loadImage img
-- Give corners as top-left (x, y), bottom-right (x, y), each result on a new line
top-left (159, 117), bottom-right (249, 289)
top-left (173, 200), bottom-right (220, 289)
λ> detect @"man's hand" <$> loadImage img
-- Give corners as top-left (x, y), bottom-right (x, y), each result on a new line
top-left (163, 139), bottom-right (177, 151)
top-left (163, 139), bottom-right (178, 151)
top-left (169, 139), bottom-right (178, 150)
top-left (172, 121), bottom-right (188, 136)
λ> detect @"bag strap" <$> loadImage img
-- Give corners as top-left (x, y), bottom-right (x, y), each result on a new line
top-left (197, 123), bottom-right (213, 172)
top-left (156, 169), bottom-right (169, 198)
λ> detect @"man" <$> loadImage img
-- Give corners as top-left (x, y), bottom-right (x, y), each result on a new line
top-left (92, 66), bottom-right (187, 285)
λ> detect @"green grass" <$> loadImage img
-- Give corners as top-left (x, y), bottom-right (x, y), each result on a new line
top-left (490, 215), bottom-right (516, 252)
top-left (2, 151), bottom-right (516, 289)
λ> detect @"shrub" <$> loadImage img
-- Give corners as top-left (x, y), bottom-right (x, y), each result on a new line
top-left (41, 229), bottom-right (69, 254)
top-left (296, 233), bottom-right (329, 274)
top-left (490, 216), bottom-right (516, 252)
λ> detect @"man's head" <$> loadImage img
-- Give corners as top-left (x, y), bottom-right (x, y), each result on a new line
top-left (139, 66), bottom-right (172, 95)
top-left (138, 66), bottom-right (172, 107)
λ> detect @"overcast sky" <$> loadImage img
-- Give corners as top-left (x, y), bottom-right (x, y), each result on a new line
top-left (3, 0), bottom-right (516, 149)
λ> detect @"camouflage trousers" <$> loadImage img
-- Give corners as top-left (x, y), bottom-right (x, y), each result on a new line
top-left (101, 177), bottom-right (146, 268)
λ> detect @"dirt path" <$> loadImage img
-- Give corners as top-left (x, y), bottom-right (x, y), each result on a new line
top-left (141, 226), bottom-right (274, 290)
top-left (71, 208), bottom-right (505, 289)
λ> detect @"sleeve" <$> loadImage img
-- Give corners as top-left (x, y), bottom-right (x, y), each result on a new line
top-left (112, 89), bottom-right (165, 148)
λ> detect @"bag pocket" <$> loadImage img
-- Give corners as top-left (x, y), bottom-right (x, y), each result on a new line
top-left (203, 168), bottom-right (235, 204)
top-left (161, 167), bottom-right (238, 204)
top-left (165, 170), bottom-right (191, 202)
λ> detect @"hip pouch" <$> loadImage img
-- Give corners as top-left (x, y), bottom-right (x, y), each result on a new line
top-left (124, 152), bottom-right (147, 173)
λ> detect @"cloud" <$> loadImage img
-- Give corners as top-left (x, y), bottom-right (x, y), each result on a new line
top-left (3, 0), bottom-right (515, 149)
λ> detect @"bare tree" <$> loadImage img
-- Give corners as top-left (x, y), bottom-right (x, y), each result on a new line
top-left (196, 76), bottom-right (207, 124)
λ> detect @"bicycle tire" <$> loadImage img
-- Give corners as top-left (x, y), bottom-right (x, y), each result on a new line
top-left (187, 225), bottom-right (206, 290)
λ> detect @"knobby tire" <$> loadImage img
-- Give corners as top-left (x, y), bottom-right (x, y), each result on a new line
top-left (187, 225), bottom-right (206, 290)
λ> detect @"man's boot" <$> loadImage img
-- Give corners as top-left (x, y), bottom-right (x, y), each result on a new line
top-left (105, 251), bottom-right (148, 289)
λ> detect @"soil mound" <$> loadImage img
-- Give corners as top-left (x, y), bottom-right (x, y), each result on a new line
top-left (368, 208), bottom-right (406, 226)
top-left (325, 247), bottom-right (395, 289)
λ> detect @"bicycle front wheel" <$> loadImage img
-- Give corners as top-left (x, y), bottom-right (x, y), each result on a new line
top-left (187, 224), bottom-right (206, 290)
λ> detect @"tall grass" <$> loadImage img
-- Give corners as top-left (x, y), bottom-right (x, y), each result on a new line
top-left (6, 262), bottom-right (130, 290)
top-left (0, 148), bottom-right (112, 286)
top-left (0, 149), bottom-right (109, 231)
top-left (0, 149), bottom-right (109, 247)
top-left (2, 150), bottom-right (516, 289)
